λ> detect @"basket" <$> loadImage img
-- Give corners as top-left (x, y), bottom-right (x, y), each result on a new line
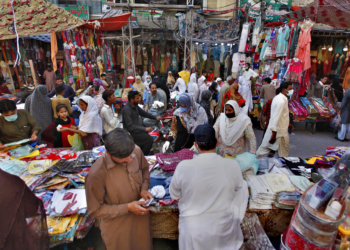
top-left (150, 207), bottom-right (179, 240)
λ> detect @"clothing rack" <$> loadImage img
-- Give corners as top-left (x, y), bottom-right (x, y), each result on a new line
top-left (262, 16), bottom-right (314, 30)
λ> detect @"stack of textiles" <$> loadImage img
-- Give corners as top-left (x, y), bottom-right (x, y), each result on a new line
top-left (300, 97), bottom-right (320, 117)
top-left (279, 157), bottom-right (314, 177)
top-left (325, 146), bottom-right (348, 157)
top-left (155, 149), bottom-right (194, 173)
top-left (246, 175), bottom-right (276, 209)
top-left (322, 96), bottom-right (337, 116)
top-left (304, 155), bottom-right (340, 168)
top-left (275, 190), bottom-right (301, 210)
top-left (310, 97), bottom-right (332, 118)
top-left (289, 100), bottom-right (308, 119)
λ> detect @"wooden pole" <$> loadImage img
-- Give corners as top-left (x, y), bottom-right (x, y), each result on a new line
top-left (28, 60), bottom-right (38, 87)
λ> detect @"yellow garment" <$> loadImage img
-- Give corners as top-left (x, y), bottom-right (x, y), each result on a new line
top-left (179, 70), bottom-right (190, 84)
top-left (97, 61), bottom-right (104, 76)
top-left (34, 176), bottom-right (69, 190)
top-left (78, 62), bottom-right (86, 89)
top-left (51, 32), bottom-right (58, 71)
top-left (27, 160), bottom-right (51, 175)
top-left (89, 30), bottom-right (94, 47)
top-left (265, 173), bottom-right (295, 193)
top-left (47, 214), bottom-right (79, 235)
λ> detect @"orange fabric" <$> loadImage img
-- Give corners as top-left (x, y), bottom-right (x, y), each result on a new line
top-left (51, 33), bottom-right (58, 72)
top-left (297, 26), bottom-right (312, 72)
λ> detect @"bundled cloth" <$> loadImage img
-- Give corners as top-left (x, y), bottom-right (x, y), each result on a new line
top-left (155, 149), bottom-right (194, 173)
top-left (149, 185), bottom-right (166, 199)
top-left (265, 173), bottom-right (295, 193)
top-left (322, 96), bottom-right (337, 116)
top-left (246, 175), bottom-right (276, 209)
top-left (310, 97), bottom-right (332, 118)
top-left (289, 100), bottom-right (308, 119)
top-left (300, 97), bottom-right (320, 117)
top-left (275, 190), bottom-right (301, 210)
top-left (235, 152), bottom-right (259, 176)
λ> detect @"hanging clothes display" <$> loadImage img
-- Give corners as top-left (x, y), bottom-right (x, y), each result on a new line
top-left (276, 26), bottom-right (290, 58)
top-left (334, 54), bottom-right (345, 79)
top-left (239, 23), bottom-right (250, 53)
top-left (285, 59), bottom-right (303, 83)
top-left (296, 19), bottom-right (314, 71)
top-left (260, 31), bottom-right (271, 61)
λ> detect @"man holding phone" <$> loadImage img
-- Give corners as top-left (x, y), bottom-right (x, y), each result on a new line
top-left (86, 129), bottom-right (153, 250)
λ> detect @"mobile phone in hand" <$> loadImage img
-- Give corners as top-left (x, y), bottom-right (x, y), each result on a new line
top-left (141, 198), bottom-right (154, 208)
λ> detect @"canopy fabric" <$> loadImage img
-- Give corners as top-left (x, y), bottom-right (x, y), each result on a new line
top-left (0, 0), bottom-right (84, 40)
top-left (84, 13), bottom-right (132, 31)
top-left (282, 0), bottom-right (350, 29)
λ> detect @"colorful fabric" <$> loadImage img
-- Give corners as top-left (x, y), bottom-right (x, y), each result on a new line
top-left (155, 149), bottom-right (194, 173)
top-left (289, 100), bottom-right (308, 119)
top-left (0, 1), bottom-right (84, 40)
top-left (310, 97), bottom-right (331, 118)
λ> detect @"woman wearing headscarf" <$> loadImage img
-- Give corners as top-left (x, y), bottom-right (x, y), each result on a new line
top-left (208, 81), bottom-right (218, 115)
top-left (200, 90), bottom-right (214, 125)
top-left (167, 71), bottom-right (175, 87)
top-left (162, 93), bottom-right (208, 153)
top-left (0, 168), bottom-right (49, 250)
top-left (133, 76), bottom-right (146, 100)
top-left (93, 78), bottom-right (106, 91)
top-left (187, 73), bottom-right (199, 102)
top-left (309, 74), bottom-right (318, 97)
top-left (238, 76), bottom-right (253, 115)
top-left (144, 75), bottom-right (152, 90)
top-left (198, 75), bottom-right (208, 102)
top-left (214, 100), bottom-right (257, 156)
top-left (142, 71), bottom-right (148, 83)
top-left (60, 96), bottom-right (102, 150)
top-left (160, 77), bottom-right (170, 101)
top-left (25, 85), bottom-right (53, 142)
top-left (221, 82), bottom-right (245, 112)
top-left (93, 85), bottom-right (105, 115)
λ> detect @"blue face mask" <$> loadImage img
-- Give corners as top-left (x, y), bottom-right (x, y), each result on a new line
top-left (147, 79), bottom-right (151, 82)
top-left (4, 114), bottom-right (18, 122)
top-left (180, 106), bottom-right (189, 112)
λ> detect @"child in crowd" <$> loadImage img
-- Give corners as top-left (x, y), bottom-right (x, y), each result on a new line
top-left (42, 104), bottom-right (76, 148)
top-left (59, 96), bottom-right (102, 150)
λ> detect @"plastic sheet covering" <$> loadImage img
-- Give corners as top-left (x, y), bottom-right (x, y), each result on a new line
top-left (329, 148), bottom-right (350, 189)
top-left (8, 145), bottom-right (35, 158)
top-left (48, 189), bottom-right (87, 216)
top-left (235, 152), bottom-right (259, 175)
top-left (0, 158), bottom-right (28, 175)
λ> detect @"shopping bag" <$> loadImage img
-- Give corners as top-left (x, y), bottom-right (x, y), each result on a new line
top-left (68, 134), bottom-right (84, 151)
top-left (330, 114), bottom-right (341, 130)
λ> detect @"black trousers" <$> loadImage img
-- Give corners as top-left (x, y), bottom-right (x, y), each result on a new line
top-left (131, 132), bottom-right (154, 156)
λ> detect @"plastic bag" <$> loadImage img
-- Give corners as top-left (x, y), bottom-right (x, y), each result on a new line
top-left (330, 114), bottom-right (341, 130)
top-left (68, 134), bottom-right (84, 151)
top-left (8, 145), bottom-right (34, 158)
top-left (235, 152), bottom-right (259, 175)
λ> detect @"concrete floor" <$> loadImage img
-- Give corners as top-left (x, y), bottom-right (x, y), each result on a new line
top-left (51, 121), bottom-right (349, 250)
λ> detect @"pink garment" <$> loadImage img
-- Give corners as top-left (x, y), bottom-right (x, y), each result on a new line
top-left (285, 59), bottom-right (302, 83)
top-left (297, 26), bottom-right (312, 71)
top-left (155, 149), bottom-right (194, 173)
top-left (85, 61), bottom-right (93, 81)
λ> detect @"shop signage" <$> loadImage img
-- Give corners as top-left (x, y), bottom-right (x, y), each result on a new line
top-left (240, 0), bottom-right (292, 22)
top-left (61, 5), bottom-right (89, 20)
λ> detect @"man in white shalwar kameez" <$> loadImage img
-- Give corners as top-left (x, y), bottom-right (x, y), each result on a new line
top-left (170, 124), bottom-right (248, 250)
top-left (238, 76), bottom-right (253, 115)
top-left (257, 82), bottom-right (293, 157)
top-left (243, 63), bottom-right (258, 86)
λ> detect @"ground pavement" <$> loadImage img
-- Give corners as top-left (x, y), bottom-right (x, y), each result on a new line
top-left (52, 122), bottom-right (349, 250)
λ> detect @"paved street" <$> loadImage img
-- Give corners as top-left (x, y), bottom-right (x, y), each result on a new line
top-left (52, 121), bottom-right (348, 250)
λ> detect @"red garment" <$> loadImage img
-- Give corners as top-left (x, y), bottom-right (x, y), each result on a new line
top-left (41, 118), bottom-right (76, 148)
top-left (0, 85), bottom-right (12, 95)
top-left (297, 26), bottom-right (313, 71)
top-left (207, 73), bottom-right (215, 82)
top-left (323, 59), bottom-right (332, 76)
top-left (310, 58), bottom-right (317, 75)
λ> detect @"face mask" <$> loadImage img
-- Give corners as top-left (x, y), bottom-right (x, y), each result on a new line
top-left (225, 112), bottom-right (235, 118)
top-left (147, 79), bottom-right (151, 82)
top-left (287, 89), bottom-right (294, 97)
top-left (4, 114), bottom-right (18, 122)
top-left (180, 106), bottom-right (189, 112)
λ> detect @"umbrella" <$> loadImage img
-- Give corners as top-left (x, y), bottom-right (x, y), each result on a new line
top-left (179, 70), bottom-right (190, 85)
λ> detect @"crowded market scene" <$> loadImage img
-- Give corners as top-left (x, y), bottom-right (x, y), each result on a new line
top-left (2, 0), bottom-right (350, 249)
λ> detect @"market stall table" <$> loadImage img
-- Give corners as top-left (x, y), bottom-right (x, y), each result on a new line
top-left (150, 207), bottom-right (294, 240)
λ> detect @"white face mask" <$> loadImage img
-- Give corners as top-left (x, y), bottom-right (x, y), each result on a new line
top-left (287, 89), bottom-right (294, 97)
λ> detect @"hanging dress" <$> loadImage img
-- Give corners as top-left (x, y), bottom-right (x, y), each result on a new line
top-left (276, 26), bottom-right (290, 58)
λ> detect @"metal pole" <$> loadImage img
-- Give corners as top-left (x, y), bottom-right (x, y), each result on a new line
top-left (260, 0), bottom-right (266, 28)
top-left (128, 6), bottom-right (136, 75)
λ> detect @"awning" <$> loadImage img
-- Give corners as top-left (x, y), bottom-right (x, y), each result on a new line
top-left (0, 0), bottom-right (84, 40)
top-left (281, 0), bottom-right (350, 29)
top-left (83, 13), bottom-right (132, 31)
